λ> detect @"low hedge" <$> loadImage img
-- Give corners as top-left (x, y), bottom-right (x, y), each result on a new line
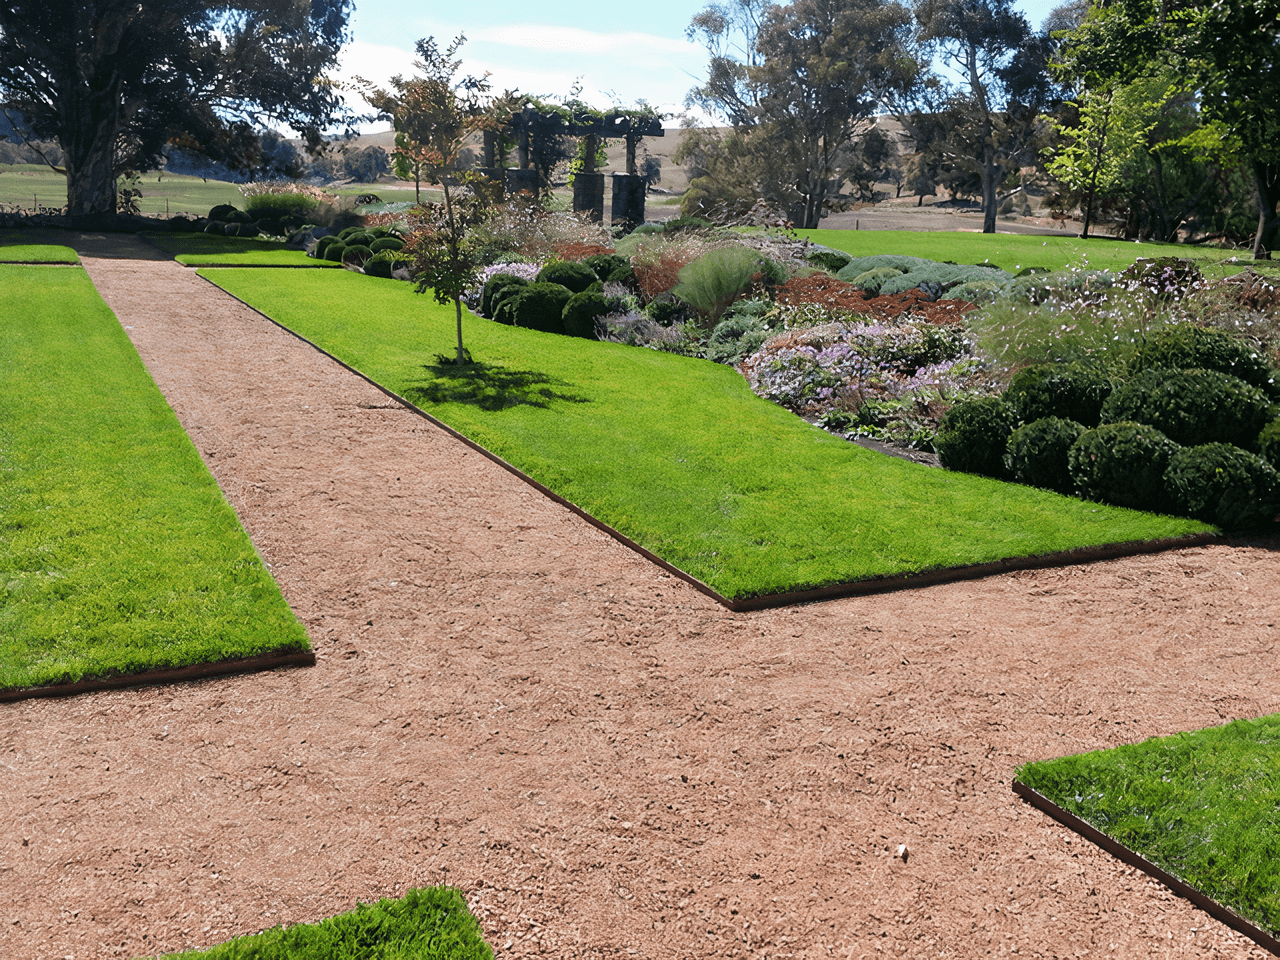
top-left (935, 397), bottom-right (1018, 478)
top-left (1101, 367), bottom-right (1274, 450)
top-left (1005, 417), bottom-right (1087, 494)
top-left (1069, 421), bottom-right (1180, 513)
top-left (1165, 442), bottom-right (1280, 530)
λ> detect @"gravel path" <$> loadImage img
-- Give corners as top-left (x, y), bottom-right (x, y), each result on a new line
top-left (2, 235), bottom-right (1277, 959)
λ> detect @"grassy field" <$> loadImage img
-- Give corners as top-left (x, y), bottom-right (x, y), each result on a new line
top-left (0, 228), bottom-right (78, 262)
top-left (1018, 715), bottom-right (1280, 939)
top-left (203, 267), bottom-right (1208, 601)
top-left (151, 886), bottom-right (492, 959)
top-left (142, 231), bottom-right (340, 267)
top-left (798, 228), bottom-right (1252, 277)
top-left (0, 263), bottom-right (310, 693)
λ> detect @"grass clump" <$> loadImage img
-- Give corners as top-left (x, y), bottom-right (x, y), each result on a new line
top-left (0, 265), bottom-right (309, 692)
top-left (203, 267), bottom-right (1209, 601)
top-left (153, 886), bottom-right (493, 959)
top-left (1018, 714), bottom-right (1280, 941)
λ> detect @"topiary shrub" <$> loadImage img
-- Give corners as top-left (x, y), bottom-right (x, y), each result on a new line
top-left (1259, 420), bottom-right (1280, 468)
top-left (562, 291), bottom-right (608, 339)
top-left (481, 274), bottom-right (529, 318)
top-left (341, 243), bottom-right (372, 265)
top-left (935, 397), bottom-right (1019, 478)
top-left (370, 237), bottom-right (405, 254)
top-left (204, 221), bottom-right (227, 235)
top-left (323, 242), bottom-right (347, 262)
top-left (363, 258), bottom-right (394, 279)
top-left (1131, 324), bottom-right (1277, 398)
top-left (536, 260), bottom-right (599, 294)
top-left (339, 226), bottom-right (367, 240)
top-left (845, 266), bottom-right (906, 295)
top-left (226, 221), bottom-right (260, 238)
top-left (254, 218), bottom-right (284, 237)
top-left (1100, 367), bottom-right (1274, 449)
top-left (1004, 417), bottom-right (1087, 494)
top-left (1068, 421), bottom-right (1180, 512)
top-left (507, 283), bottom-right (573, 334)
top-left (244, 192), bottom-right (319, 220)
top-left (313, 235), bottom-right (341, 256)
top-left (584, 253), bottom-right (629, 283)
top-left (208, 203), bottom-right (239, 222)
top-left (1005, 362), bottom-right (1114, 427)
top-left (1165, 443), bottom-right (1280, 530)
top-left (806, 248), bottom-right (852, 273)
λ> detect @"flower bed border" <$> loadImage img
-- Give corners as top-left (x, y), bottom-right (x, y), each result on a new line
top-left (204, 272), bottom-right (1222, 611)
top-left (1013, 779), bottom-right (1280, 956)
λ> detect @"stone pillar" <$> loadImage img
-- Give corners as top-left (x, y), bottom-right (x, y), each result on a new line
top-left (573, 172), bottom-right (606, 222)
top-left (506, 168), bottom-right (540, 196)
top-left (611, 174), bottom-right (647, 234)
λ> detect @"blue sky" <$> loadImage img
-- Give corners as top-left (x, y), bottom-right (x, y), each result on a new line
top-left (336, 0), bottom-right (1063, 131)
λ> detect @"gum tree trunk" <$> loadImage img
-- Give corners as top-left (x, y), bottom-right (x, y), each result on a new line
top-left (1253, 161), bottom-right (1279, 260)
top-left (60, 76), bottom-right (122, 220)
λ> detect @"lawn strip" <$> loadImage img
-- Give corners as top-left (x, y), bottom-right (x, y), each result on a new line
top-left (1016, 715), bottom-right (1280, 948)
top-left (150, 886), bottom-right (493, 959)
top-left (201, 268), bottom-right (1209, 602)
top-left (0, 265), bottom-right (311, 695)
top-left (797, 228), bottom-right (1248, 276)
top-left (141, 231), bottom-right (339, 267)
top-left (0, 230), bottom-right (79, 263)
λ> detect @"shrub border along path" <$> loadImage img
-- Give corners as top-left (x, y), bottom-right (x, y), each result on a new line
top-left (200, 267), bottom-right (1215, 611)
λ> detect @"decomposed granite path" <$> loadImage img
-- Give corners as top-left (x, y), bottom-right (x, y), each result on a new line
top-left (2, 233), bottom-right (1278, 959)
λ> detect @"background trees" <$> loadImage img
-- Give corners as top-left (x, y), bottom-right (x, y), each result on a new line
top-left (0, 0), bottom-right (353, 220)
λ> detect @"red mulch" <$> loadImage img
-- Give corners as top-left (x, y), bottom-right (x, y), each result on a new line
top-left (776, 272), bottom-right (978, 324)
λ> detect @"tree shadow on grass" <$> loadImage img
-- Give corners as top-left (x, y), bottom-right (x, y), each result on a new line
top-left (401, 357), bottom-right (590, 412)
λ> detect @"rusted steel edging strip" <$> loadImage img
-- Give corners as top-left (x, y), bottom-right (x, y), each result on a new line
top-left (0, 650), bottom-right (316, 704)
top-left (196, 271), bottom-right (1224, 614)
top-left (1013, 779), bottom-right (1280, 957)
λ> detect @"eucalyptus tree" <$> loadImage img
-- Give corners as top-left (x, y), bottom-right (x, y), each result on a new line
top-left (0, 0), bottom-right (353, 220)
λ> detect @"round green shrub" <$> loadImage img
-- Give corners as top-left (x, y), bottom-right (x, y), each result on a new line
top-left (1004, 417), bottom-right (1088, 494)
top-left (645, 296), bottom-right (686, 327)
top-left (584, 253), bottom-right (629, 283)
top-left (254, 218), bottom-right (284, 237)
top-left (363, 259), bottom-right (394, 279)
top-left (806, 248), bottom-right (852, 273)
top-left (339, 226), bottom-right (367, 240)
top-left (369, 237), bottom-right (405, 254)
top-left (507, 283), bottom-right (573, 334)
top-left (846, 266), bottom-right (907, 295)
top-left (1005, 362), bottom-right (1113, 427)
top-left (1165, 443), bottom-right (1280, 530)
top-left (323, 242), bottom-right (347, 262)
top-left (562, 291), bottom-right (608, 339)
top-left (208, 203), bottom-right (239, 221)
top-left (314, 235), bottom-right (341, 258)
top-left (225, 208), bottom-right (254, 224)
top-left (536, 260), bottom-right (599, 294)
top-left (947, 279), bottom-right (1003, 304)
top-left (1100, 367), bottom-right (1274, 449)
top-left (204, 221), bottom-right (227, 235)
top-left (481, 273), bottom-right (530, 318)
top-left (1259, 420), bottom-right (1280, 468)
top-left (341, 243), bottom-right (372, 265)
top-left (226, 221), bottom-right (259, 238)
top-left (1131, 324), bottom-right (1277, 398)
top-left (1068, 421), bottom-right (1180, 512)
top-left (935, 397), bottom-right (1019, 478)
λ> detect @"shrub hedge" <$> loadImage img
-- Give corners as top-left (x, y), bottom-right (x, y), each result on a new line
top-left (1005, 362), bottom-right (1113, 427)
top-left (1069, 421), bottom-right (1180, 513)
top-left (935, 397), bottom-right (1018, 478)
top-left (1164, 443), bottom-right (1280, 530)
top-left (1005, 416), bottom-right (1087, 494)
top-left (1100, 367), bottom-right (1274, 450)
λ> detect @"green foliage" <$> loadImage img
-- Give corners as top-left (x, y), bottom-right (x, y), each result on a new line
top-left (207, 268), bottom-right (1209, 600)
top-left (1005, 417), bottom-right (1088, 494)
top-left (363, 259), bottom-right (394, 279)
top-left (1132, 323), bottom-right (1277, 398)
top-left (836, 255), bottom-right (929, 281)
top-left (324, 242), bottom-right (347, 262)
top-left (341, 243), bottom-right (373, 265)
top-left (1260, 420), bottom-right (1280, 468)
top-left (672, 245), bottom-right (766, 325)
top-left (481, 273), bottom-right (529, 318)
top-left (1164, 443), bottom-right (1280, 530)
top-left (562, 291), bottom-right (608, 339)
top-left (645, 296), bottom-right (688, 327)
top-left (506, 282), bottom-right (572, 334)
top-left (208, 203), bottom-right (239, 221)
top-left (1101, 367), bottom-right (1274, 449)
top-left (703, 312), bottom-right (771, 365)
top-left (315, 235), bottom-right (341, 257)
top-left (0, 266), bottom-right (309, 692)
top-left (244, 192), bottom-right (319, 219)
top-left (662, 215), bottom-right (714, 234)
top-left (1005, 362), bottom-right (1113, 427)
top-left (1069, 421), bottom-right (1180, 512)
top-left (225, 221), bottom-right (259, 238)
top-left (583, 253), bottom-right (630, 283)
top-left (805, 247), bottom-right (852, 272)
top-left (369, 237), bottom-right (405, 254)
top-left (1119, 257), bottom-right (1203, 301)
top-left (1017, 714), bottom-right (1280, 941)
top-left (536, 259), bottom-right (599, 294)
top-left (877, 262), bottom-right (1015, 298)
top-left (935, 397), bottom-right (1019, 478)
top-left (947, 279), bottom-right (1004, 304)
top-left (156, 886), bottom-right (494, 960)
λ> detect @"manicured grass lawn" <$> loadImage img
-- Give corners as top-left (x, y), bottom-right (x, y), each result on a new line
top-left (797, 229), bottom-right (1248, 277)
top-left (0, 265), bottom-right (310, 693)
top-left (142, 232), bottom-right (339, 267)
top-left (0, 164), bottom-right (249, 217)
top-left (0, 229), bottom-right (78, 263)
top-left (1018, 715), bottom-right (1280, 939)
top-left (152, 887), bottom-right (493, 959)
top-left (203, 268), bottom-right (1209, 601)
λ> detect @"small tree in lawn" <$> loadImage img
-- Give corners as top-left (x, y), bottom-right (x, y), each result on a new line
top-left (362, 36), bottom-right (490, 363)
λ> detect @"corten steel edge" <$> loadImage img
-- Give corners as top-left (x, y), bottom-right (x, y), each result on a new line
top-left (1014, 780), bottom-right (1280, 957)
top-left (197, 272), bottom-right (1222, 614)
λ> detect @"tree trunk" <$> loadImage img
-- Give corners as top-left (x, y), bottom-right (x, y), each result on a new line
top-left (1252, 160), bottom-right (1279, 260)
top-left (981, 153), bottom-right (998, 234)
top-left (61, 81), bottom-right (122, 221)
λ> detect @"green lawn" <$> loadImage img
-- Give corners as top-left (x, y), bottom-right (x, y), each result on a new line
top-left (152, 887), bottom-right (492, 959)
top-left (142, 231), bottom-right (340, 267)
top-left (0, 229), bottom-right (78, 263)
top-left (0, 265), bottom-right (310, 693)
top-left (797, 228), bottom-right (1250, 277)
top-left (1018, 715), bottom-right (1280, 939)
top-left (203, 268), bottom-right (1209, 601)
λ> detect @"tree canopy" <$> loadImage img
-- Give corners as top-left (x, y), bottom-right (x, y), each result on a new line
top-left (0, 0), bottom-right (353, 220)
